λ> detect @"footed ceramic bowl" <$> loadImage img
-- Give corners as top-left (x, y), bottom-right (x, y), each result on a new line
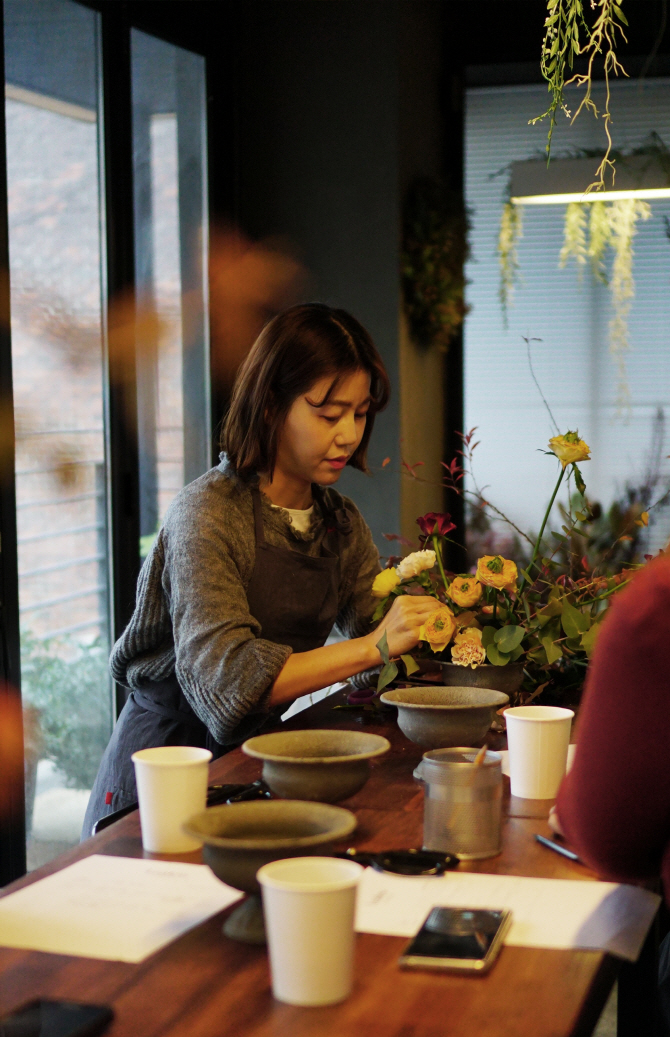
top-left (184, 799), bottom-right (357, 944)
top-left (380, 686), bottom-right (509, 749)
top-left (241, 728), bottom-right (390, 802)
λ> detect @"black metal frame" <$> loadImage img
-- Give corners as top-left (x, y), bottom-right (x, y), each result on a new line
top-left (0, 1), bottom-right (25, 887)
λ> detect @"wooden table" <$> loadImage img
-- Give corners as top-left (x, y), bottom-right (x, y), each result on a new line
top-left (0, 690), bottom-right (656, 1037)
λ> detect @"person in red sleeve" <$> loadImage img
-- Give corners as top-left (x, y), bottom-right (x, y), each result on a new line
top-left (553, 552), bottom-right (670, 1027)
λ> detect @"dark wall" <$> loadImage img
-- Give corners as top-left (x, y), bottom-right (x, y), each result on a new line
top-left (234, 0), bottom-right (402, 550)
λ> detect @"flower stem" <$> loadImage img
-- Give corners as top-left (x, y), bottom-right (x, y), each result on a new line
top-left (432, 534), bottom-right (449, 595)
top-left (519, 466), bottom-right (566, 592)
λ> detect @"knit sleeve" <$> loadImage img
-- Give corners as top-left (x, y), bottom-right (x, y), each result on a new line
top-left (162, 491), bottom-right (292, 745)
top-left (109, 532), bottom-right (176, 687)
top-left (555, 556), bottom-right (670, 886)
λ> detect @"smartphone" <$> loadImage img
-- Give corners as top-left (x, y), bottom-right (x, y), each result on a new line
top-left (0, 999), bottom-right (113, 1037)
top-left (399, 906), bottom-right (512, 974)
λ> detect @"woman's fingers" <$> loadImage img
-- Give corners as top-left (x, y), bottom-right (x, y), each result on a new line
top-left (376, 595), bottom-right (443, 657)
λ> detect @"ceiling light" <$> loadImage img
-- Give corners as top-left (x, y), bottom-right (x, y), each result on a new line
top-left (509, 154), bottom-right (670, 205)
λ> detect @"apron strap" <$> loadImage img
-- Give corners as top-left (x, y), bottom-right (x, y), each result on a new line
top-left (312, 484), bottom-right (352, 535)
top-left (251, 486), bottom-right (266, 545)
top-left (132, 689), bottom-right (205, 730)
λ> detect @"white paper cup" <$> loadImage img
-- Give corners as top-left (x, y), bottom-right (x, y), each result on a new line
top-left (257, 856), bottom-right (364, 1006)
top-left (132, 745), bottom-right (212, 853)
top-left (503, 706), bottom-right (574, 799)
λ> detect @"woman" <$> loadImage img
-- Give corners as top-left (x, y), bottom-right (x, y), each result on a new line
top-left (83, 303), bottom-right (438, 837)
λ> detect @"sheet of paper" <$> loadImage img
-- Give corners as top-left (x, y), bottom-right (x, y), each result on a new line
top-left (355, 868), bottom-right (660, 962)
top-left (0, 854), bottom-right (243, 963)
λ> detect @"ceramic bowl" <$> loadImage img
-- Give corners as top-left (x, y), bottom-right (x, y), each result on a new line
top-left (380, 686), bottom-right (509, 749)
top-left (184, 798), bottom-right (357, 895)
top-left (241, 728), bottom-right (390, 802)
top-left (184, 799), bottom-right (357, 944)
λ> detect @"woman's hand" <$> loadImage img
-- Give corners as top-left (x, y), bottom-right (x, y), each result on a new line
top-left (366, 594), bottom-right (441, 660)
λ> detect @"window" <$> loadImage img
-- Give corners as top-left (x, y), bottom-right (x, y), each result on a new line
top-left (4, 0), bottom-right (110, 868)
top-left (0, 3), bottom-right (212, 875)
top-left (464, 79), bottom-right (670, 554)
top-left (131, 29), bottom-right (210, 553)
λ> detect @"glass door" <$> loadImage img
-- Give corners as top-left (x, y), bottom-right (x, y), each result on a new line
top-left (131, 29), bottom-right (210, 552)
top-left (4, 0), bottom-right (111, 868)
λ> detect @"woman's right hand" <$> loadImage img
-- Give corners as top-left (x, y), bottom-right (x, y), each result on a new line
top-left (366, 594), bottom-right (441, 660)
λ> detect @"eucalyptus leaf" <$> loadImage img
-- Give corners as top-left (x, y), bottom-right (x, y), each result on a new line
top-left (541, 635), bottom-right (563, 665)
top-left (481, 626), bottom-right (496, 648)
top-left (486, 643), bottom-right (510, 666)
top-left (561, 599), bottom-right (590, 639)
top-left (377, 660), bottom-right (399, 694)
top-left (494, 625), bottom-right (525, 653)
top-left (508, 644), bottom-right (524, 662)
top-left (539, 597), bottom-right (563, 619)
top-left (401, 654), bottom-right (419, 676)
top-left (581, 622), bottom-right (602, 658)
top-left (573, 463), bottom-right (587, 496)
top-left (376, 629), bottom-right (391, 666)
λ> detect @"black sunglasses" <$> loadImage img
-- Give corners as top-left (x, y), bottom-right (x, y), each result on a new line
top-left (335, 847), bottom-right (458, 876)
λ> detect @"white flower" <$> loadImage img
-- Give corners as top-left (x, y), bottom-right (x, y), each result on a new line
top-left (396, 550), bottom-right (436, 581)
top-left (451, 641), bottom-right (487, 669)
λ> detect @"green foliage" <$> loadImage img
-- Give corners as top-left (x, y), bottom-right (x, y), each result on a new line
top-left (402, 177), bottom-right (470, 351)
top-left (531, 0), bottom-right (628, 187)
top-left (400, 654), bottom-right (420, 676)
top-left (20, 633), bottom-right (112, 790)
top-left (376, 631), bottom-right (398, 695)
top-left (497, 201), bottom-right (523, 322)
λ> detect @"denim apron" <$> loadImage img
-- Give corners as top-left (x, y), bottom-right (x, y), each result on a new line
top-left (82, 485), bottom-right (348, 837)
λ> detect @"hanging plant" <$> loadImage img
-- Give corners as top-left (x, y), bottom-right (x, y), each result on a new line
top-left (497, 135), bottom-right (667, 402)
top-left (608, 199), bottom-right (651, 405)
top-left (401, 177), bottom-right (470, 352)
top-left (559, 201), bottom-right (588, 274)
top-left (498, 201), bottom-right (523, 323)
top-left (531, 0), bottom-right (628, 190)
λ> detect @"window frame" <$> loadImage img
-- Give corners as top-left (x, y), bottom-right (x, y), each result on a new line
top-left (0, 0), bottom-right (222, 885)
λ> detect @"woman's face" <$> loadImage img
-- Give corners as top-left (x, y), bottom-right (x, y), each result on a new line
top-left (274, 369), bottom-right (372, 487)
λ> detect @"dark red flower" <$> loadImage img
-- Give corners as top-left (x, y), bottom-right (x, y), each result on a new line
top-left (417, 512), bottom-right (456, 541)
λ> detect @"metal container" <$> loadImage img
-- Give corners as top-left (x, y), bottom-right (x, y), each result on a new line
top-left (414, 748), bottom-right (503, 860)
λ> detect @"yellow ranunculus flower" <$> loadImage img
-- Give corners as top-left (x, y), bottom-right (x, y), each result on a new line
top-left (371, 567), bottom-right (400, 598)
top-left (549, 431), bottom-right (591, 469)
top-left (419, 605), bottom-right (456, 653)
top-left (454, 626), bottom-right (483, 646)
top-left (448, 575), bottom-right (483, 608)
top-left (476, 555), bottom-right (518, 594)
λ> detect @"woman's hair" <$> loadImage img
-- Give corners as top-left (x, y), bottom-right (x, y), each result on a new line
top-left (221, 303), bottom-right (390, 479)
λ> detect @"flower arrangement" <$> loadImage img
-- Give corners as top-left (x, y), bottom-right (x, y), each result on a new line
top-left (372, 430), bottom-right (650, 702)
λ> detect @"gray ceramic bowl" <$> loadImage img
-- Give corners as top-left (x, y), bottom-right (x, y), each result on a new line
top-left (242, 728), bottom-right (390, 802)
top-left (184, 799), bottom-right (357, 895)
top-left (380, 686), bottom-right (509, 749)
top-left (184, 800), bottom-right (357, 944)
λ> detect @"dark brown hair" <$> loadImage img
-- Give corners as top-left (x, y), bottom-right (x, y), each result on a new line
top-left (221, 303), bottom-right (390, 479)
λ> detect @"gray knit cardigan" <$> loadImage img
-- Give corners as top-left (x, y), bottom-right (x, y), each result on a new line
top-left (110, 456), bottom-right (381, 744)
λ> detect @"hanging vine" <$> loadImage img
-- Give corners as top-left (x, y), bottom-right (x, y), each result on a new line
top-left (497, 201), bottom-right (523, 323)
top-left (531, 0), bottom-right (628, 190)
top-left (559, 202), bottom-right (588, 273)
top-left (608, 199), bottom-right (651, 406)
top-left (588, 199), bottom-right (611, 281)
top-left (557, 197), bottom-right (651, 407)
